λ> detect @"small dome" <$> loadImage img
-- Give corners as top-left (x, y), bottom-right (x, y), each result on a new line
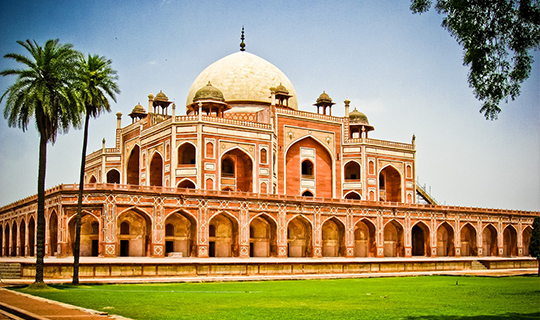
top-left (349, 108), bottom-right (370, 124)
top-left (193, 81), bottom-right (225, 102)
top-left (131, 102), bottom-right (146, 114)
top-left (154, 90), bottom-right (169, 102)
top-left (315, 91), bottom-right (334, 105)
top-left (275, 83), bottom-right (289, 95)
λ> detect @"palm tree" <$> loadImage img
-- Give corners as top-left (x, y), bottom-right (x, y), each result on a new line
top-left (1, 39), bottom-right (81, 285)
top-left (72, 54), bottom-right (119, 284)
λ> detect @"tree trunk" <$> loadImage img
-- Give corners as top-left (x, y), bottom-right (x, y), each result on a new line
top-left (35, 135), bottom-right (47, 284)
top-left (73, 112), bottom-right (90, 285)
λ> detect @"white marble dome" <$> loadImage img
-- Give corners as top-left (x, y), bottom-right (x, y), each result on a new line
top-left (186, 51), bottom-right (298, 110)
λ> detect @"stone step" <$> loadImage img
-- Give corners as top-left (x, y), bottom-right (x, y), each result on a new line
top-left (471, 260), bottom-right (488, 270)
top-left (0, 263), bottom-right (21, 279)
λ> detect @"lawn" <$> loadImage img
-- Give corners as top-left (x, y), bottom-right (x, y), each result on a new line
top-left (17, 276), bottom-right (540, 320)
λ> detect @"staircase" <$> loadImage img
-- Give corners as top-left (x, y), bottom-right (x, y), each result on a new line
top-left (471, 260), bottom-right (489, 270)
top-left (0, 263), bottom-right (21, 280)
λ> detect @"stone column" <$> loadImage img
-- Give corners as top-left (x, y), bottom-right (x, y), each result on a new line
top-left (197, 200), bottom-right (209, 258)
top-left (239, 202), bottom-right (250, 258)
top-left (277, 204), bottom-right (288, 257)
top-left (376, 214), bottom-right (384, 257)
top-left (404, 215), bottom-right (412, 258)
top-left (312, 210), bottom-right (322, 258)
top-left (345, 211), bottom-right (354, 258)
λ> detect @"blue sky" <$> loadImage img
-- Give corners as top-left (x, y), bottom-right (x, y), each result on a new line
top-left (0, 0), bottom-right (538, 211)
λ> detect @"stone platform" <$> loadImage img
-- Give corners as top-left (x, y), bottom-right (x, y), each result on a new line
top-left (0, 256), bottom-right (537, 282)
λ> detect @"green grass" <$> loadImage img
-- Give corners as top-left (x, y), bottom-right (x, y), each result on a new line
top-left (16, 276), bottom-right (540, 319)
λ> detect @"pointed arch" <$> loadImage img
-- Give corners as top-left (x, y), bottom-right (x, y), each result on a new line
top-left (287, 214), bottom-right (313, 257)
top-left (285, 136), bottom-right (334, 198)
top-left (88, 175), bottom-right (97, 183)
top-left (321, 216), bottom-right (345, 257)
top-left (482, 224), bottom-right (498, 256)
top-left (106, 168), bottom-right (121, 184)
top-left (149, 151), bottom-right (163, 187)
top-left (10, 221), bottom-right (17, 256)
top-left (354, 218), bottom-right (376, 257)
top-left (249, 213), bottom-right (277, 257)
top-left (383, 219), bottom-right (404, 257)
top-left (437, 222), bottom-right (455, 256)
top-left (178, 142), bottom-right (197, 165)
top-left (164, 209), bottom-right (197, 257)
top-left (460, 223), bottom-right (477, 256)
top-left (378, 164), bottom-right (402, 202)
top-left (28, 216), bottom-right (35, 257)
top-left (68, 211), bottom-right (100, 257)
top-left (3, 222), bottom-right (10, 257)
top-left (411, 221), bottom-right (430, 257)
top-left (208, 211), bottom-right (239, 257)
top-left (19, 218), bottom-right (26, 256)
top-left (503, 225), bottom-right (518, 257)
top-left (344, 160), bottom-right (361, 181)
top-left (117, 208), bottom-right (152, 257)
top-left (220, 147), bottom-right (253, 192)
top-left (344, 191), bottom-right (361, 200)
top-left (126, 144), bottom-right (140, 185)
top-left (49, 211), bottom-right (58, 256)
top-left (522, 226), bottom-right (533, 256)
top-left (177, 178), bottom-right (196, 189)
top-left (302, 190), bottom-right (314, 197)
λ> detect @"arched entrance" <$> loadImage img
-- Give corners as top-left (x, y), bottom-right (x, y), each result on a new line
top-left (127, 145), bottom-right (140, 185)
top-left (149, 152), bottom-right (163, 187)
top-left (437, 222), bottom-right (455, 256)
top-left (68, 213), bottom-right (99, 257)
top-left (344, 191), bottom-right (361, 200)
top-left (285, 137), bottom-right (333, 197)
top-left (344, 161), bottom-right (361, 181)
top-left (178, 143), bottom-right (196, 165)
top-left (117, 210), bottom-right (151, 257)
top-left (354, 219), bottom-right (376, 257)
top-left (28, 217), bottom-right (35, 256)
top-left (10, 222), bottom-right (17, 257)
top-left (164, 211), bottom-right (196, 257)
top-left (4, 225), bottom-right (9, 257)
top-left (412, 222), bottom-right (430, 256)
top-left (49, 212), bottom-right (58, 256)
top-left (249, 214), bottom-right (277, 257)
top-left (322, 217), bottom-right (345, 257)
top-left (482, 224), bottom-right (498, 256)
top-left (19, 220), bottom-right (25, 256)
top-left (383, 220), bottom-right (404, 257)
top-left (208, 213), bottom-right (239, 257)
top-left (287, 216), bottom-right (312, 257)
top-left (460, 224), bottom-right (477, 256)
top-left (379, 166), bottom-right (402, 202)
top-left (107, 169), bottom-right (120, 184)
top-left (522, 227), bottom-right (532, 256)
top-left (220, 149), bottom-right (253, 192)
top-left (503, 226), bottom-right (518, 257)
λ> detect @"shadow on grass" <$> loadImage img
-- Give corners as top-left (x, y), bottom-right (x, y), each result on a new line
top-left (405, 313), bottom-right (540, 320)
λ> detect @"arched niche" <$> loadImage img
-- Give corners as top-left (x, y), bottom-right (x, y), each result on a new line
top-left (117, 209), bottom-right (152, 257)
top-left (482, 224), bottom-right (498, 256)
top-left (379, 165), bottom-right (402, 202)
top-left (28, 217), bottom-right (35, 257)
top-left (344, 161), bottom-right (361, 181)
top-left (412, 222), bottom-right (430, 257)
top-left (437, 222), bottom-right (455, 256)
top-left (208, 213), bottom-right (239, 257)
top-left (503, 226), bottom-right (518, 257)
top-left (220, 148), bottom-right (253, 192)
top-left (178, 143), bottom-right (196, 165)
top-left (249, 214), bottom-right (277, 257)
top-left (11, 222), bottom-right (17, 256)
top-left (49, 211), bottom-right (58, 256)
top-left (522, 226), bottom-right (533, 256)
top-left (354, 219), bottom-right (376, 257)
top-left (19, 220), bottom-right (26, 256)
top-left (107, 169), bottom-right (121, 184)
top-left (460, 224), bottom-right (478, 256)
top-left (321, 217), bottom-right (345, 257)
top-left (68, 212), bottom-right (99, 257)
top-left (164, 211), bottom-right (197, 257)
top-left (344, 191), bottom-right (361, 200)
top-left (127, 145), bottom-right (140, 185)
top-left (149, 152), bottom-right (163, 187)
top-left (383, 220), bottom-right (404, 257)
top-left (177, 179), bottom-right (196, 189)
top-left (287, 216), bottom-right (312, 257)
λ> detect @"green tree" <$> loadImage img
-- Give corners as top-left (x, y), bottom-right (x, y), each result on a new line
top-left (1, 39), bottom-right (81, 285)
top-left (410, 0), bottom-right (540, 119)
top-left (529, 217), bottom-right (540, 276)
top-left (72, 54), bottom-right (119, 284)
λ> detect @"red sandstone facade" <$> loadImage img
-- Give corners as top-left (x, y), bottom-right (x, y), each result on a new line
top-left (0, 50), bottom-right (537, 260)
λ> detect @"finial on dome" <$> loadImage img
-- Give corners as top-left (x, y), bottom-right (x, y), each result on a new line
top-left (240, 26), bottom-right (246, 51)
